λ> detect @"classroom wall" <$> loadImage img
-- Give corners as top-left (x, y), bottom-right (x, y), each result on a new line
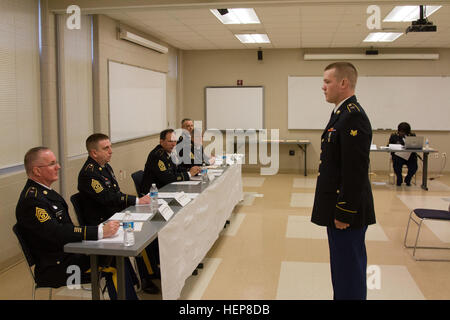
top-left (181, 48), bottom-right (450, 174)
top-left (63, 13), bottom-right (179, 221)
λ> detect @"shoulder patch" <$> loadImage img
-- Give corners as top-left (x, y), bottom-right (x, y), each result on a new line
top-left (25, 187), bottom-right (37, 198)
top-left (36, 207), bottom-right (50, 223)
top-left (346, 103), bottom-right (361, 113)
top-left (91, 179), bottom-right (104, 193)
top-left (158, 160), bottom-right (166, 172)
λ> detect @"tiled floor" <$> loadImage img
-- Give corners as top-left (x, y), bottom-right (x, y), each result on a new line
top-left (1, 171), bottom-right (449, 300)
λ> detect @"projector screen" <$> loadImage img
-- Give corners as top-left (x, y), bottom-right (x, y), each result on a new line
top-left (288, 76), bottom-right (450, 131)
top-left (205, 86), bottom-right (264, 130)
top-left (108, 60), bottom-right (166, 143)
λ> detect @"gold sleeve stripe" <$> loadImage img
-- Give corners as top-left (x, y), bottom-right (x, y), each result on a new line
top-left (336, 205), bottom-right (357, 214)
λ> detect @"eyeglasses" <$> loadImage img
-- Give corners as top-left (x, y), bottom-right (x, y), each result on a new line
top-left (36, 161), bottom-right (59, 168)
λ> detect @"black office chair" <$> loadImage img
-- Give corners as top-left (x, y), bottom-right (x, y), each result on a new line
top-left (70, 192), bottom-right (87, 226)
top-left (12, 224), bottom-right (54, 299)
top-left (131, 170), bottom-right (145, 196)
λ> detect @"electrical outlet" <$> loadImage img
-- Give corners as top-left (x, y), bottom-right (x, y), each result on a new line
top-left (434, 153), bottom-right (439, 159)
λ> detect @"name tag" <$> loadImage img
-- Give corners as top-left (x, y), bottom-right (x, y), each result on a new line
top-left (55, 210), bottom-right (64, 220)
top-left (175, 192), bottom-right (191, 207)
top-left (159, 203), bottom-right (174, 221)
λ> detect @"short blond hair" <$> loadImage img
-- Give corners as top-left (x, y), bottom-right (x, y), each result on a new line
top-left (325, 62), bottom-right (358, 89)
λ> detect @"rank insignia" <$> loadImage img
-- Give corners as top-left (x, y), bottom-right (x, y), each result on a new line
top-left (158, 160), bottom-right (166, 171)
top-left (350, 130), bottom-right (358, 136)
top-left (91, 179), bottom-right (104, 193)
top-left (25, 187), bottom-right (37, 198)
top-left (36, 207), bottom-right (50, 223)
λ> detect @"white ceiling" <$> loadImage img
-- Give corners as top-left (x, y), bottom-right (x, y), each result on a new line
top-left (101, 4), bottom-right (450, 50)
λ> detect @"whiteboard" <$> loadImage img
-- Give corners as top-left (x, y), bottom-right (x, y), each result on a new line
top-left (108, 61), bottom-right (166, 143)
top-left (206, 87), bottom-right (264, 130)
top-left (288, 76), bottom-right (450, 131)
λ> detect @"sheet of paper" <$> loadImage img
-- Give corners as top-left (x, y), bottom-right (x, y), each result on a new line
top-left (394, 151), bottom-right (411, 161)
top-left (133, 222), bottom-right (143, 232)
top-left (370, 144), bottom-right (377, 150)
top-left (389, 143), bottom-right (404, 150)
top-left (171, 181), bottom-right (201, 185)
top-left (109, 212), bottom-right (154, 221)
top-left (208, 169), bottom-right (224, 175)
top-left (158, 192), bottom-right (180, 198)
top-left (190, 175), bottom-right (202, 181)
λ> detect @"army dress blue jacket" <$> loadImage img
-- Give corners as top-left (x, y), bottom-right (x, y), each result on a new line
top-left (311, 95), bottom-right (376, 228)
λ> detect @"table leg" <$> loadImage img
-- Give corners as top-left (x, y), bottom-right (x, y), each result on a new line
top-left (116, 256), bottom-right (126, 300)
top-left (421, 152), bottom-right (429, 191)
top-left (90, 255), bottom-right (100, 300)
top-left (304, 144), bottom-right (307, 176)
top-left (297, 144), bottom-right (307, 176)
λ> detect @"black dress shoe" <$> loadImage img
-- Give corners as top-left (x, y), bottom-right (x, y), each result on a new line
top-left (406, 182), bottom-right (411, 186)
top-left (141, 278), bottom-right (159, 294)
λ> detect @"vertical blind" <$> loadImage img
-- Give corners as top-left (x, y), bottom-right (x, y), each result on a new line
top-left (58, 14), bottom-right (93, 157)
top-left (0, 0), bottom-right (41, 169)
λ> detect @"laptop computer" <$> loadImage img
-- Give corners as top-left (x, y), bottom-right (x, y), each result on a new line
top-left (404, 136), bottom-right (424, 149)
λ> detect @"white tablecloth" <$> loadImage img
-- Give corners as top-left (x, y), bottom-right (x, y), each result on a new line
top-left (158, 163), bottom-right (243, 299)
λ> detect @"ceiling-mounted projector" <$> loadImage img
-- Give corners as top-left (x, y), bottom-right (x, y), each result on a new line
top-left (405, 5), bottom-right (437, 34)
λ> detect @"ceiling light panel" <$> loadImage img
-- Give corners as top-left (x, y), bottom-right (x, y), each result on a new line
top-left (235, 34), bottom-right (270, 43)
top-left (363, 32), bottom-right (403, 42)
top-left (211, 8), bottom-right (261, 24)
top-left (383, 6), bottom-right (442, 22)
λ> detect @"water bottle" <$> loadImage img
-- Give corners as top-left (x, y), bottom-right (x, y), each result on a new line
top-left (221, 154), bottom-right (227, 167)
top-left (150, 183), bottom-right (159, 214)
top-left (201, 163), bottom-right (208, 183)
top-left (424, 137), bottom-right (429, 150)
top-left (123, 211), bottom-right (134, 246)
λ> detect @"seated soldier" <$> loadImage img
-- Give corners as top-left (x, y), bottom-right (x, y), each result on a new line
top-left (141, 129), bottom-right (201, 193)
top-left (179, 128), bottom-right (215, 170)
top-left (388, 122), bottom-right (418, 186)
top-left (77, 133), bottom-right (159, 294)
top-left (15, 147), bottom-right (137, 299)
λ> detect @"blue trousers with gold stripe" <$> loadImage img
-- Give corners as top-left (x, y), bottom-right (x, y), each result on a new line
top-left (327, 226), bottom-right (368, 300)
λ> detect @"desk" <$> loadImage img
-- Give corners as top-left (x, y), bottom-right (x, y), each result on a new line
top-left (262, 139), bottom-right (311, 176)
top-left (64, 163), bottom-right (243, 300)
top-left (371, 147), bottom-right (438, 191)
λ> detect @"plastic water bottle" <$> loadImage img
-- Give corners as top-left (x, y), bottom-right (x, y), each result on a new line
top-left (424, 137), bottom-right (429, 150)
top-left (221, 154), bottom-right (227, 167)
top-left (201, 163), bottom-right (208, 183)
top-left (150, 183), bottom-right (159, 214)
top-left (123, 211), bottom-right (134, 246)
